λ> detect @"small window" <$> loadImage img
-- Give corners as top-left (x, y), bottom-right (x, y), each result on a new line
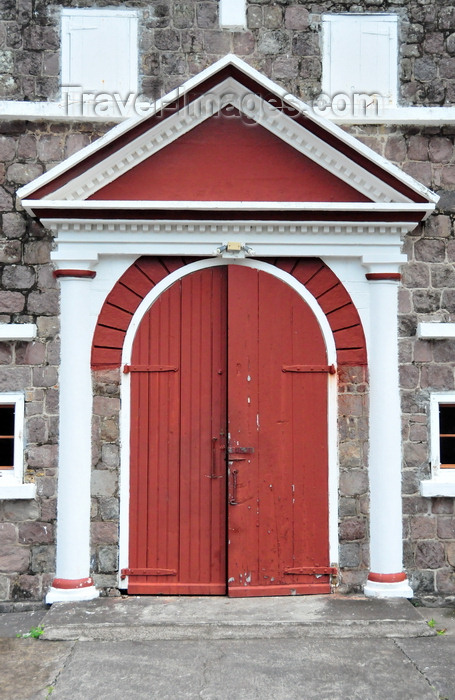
top-left (61, 9), bottom-right (138, 113)
top-left (438, 403), bottom-right (455, 468)
top-left (0, 404), bottom-right (15, 470)
top-left (430, 394), bottom-right (455, 475)
top-left (220, 0), bottom-right (246, 28)
top-left (0, 394), bottom-right (24, 485)
top-left (322, 14), bottom-right (398, 110)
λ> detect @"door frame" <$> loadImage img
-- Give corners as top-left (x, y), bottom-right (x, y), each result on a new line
top-left (118, 257), bottom-right (339, 591)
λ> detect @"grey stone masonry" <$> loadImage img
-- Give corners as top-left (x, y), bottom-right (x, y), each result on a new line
top-left (0, 119), bottom-right (110, 602)
top-left (337, 366), bottom-right (369, 594)
top-left (1, 0), bottom-right (455, 601)
top-left (0, 1), bottom-right (455, 105)
top-left (91, 369), bottom-right (121, 596)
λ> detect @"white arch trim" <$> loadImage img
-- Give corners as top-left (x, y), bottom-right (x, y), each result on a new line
top-left (118, 257), bottom-right (339, 587)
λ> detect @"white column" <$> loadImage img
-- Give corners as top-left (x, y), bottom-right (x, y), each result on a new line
top-left (363, 268), bottom-right (413, 598)
top-left (46, 268), bottom-right (99, 603)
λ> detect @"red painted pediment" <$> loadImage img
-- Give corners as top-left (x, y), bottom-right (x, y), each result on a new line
top-left (18, 55), bottom-right (437, 222)
top-left (89, 110), bottom-right (370, 203)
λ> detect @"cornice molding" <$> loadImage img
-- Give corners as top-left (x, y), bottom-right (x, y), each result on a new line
top-left (17, 55), bottom-right (439, 208)
top-left (46, 78), bottom-right (410, 206)
top-left (44, 217), bottom-right (416, 238)
top-left (45, 216), bottom-right (413, 265)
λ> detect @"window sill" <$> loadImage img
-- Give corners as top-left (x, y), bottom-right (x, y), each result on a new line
top-left (0, 483), bottom-right (37, 500)
top-left (420, 479), bottom-right (455, 498)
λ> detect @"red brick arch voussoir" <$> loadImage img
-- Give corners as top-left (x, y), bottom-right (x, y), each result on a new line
top-left (91, 256), bottom-right (367, 370)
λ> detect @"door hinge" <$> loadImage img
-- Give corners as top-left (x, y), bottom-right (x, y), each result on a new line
top-left (284, 566), bottom-right (337, 576)
top-left (120, 568), bottom-right (177, 579)
top-left (282, 365), bottom-right (336, 374)
top-left (123, 364), bottom-right (178, 374)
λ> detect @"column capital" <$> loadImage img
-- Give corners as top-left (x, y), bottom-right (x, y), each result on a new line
top-left (362, 254), bottom-right (406, 278)
top-left (53, 269), bottom-right (97, 279)
top-left (365, 272), bottom-right (401, 281)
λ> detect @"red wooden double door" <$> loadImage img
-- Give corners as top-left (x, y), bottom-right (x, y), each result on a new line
top-left (127, 264), bottom-right (330, 597)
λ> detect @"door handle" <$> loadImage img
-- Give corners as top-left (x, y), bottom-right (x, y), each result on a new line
top-left (206, 437), bottom-right (223, 479)
top-left (229, 468), bottom-right (239, 505)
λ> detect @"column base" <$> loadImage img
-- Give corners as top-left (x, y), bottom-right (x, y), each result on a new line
top-left (46, 577), bottom-right (100, 604)
top-left (364, 577), bottom-right (413, 599)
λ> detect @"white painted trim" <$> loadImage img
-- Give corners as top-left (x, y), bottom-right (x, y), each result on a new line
top-left (61, 8), bottom-right (139, 111)
top-left (419, 392), bottom-right (455, 496)
top-left (0, 484), bottom-right (36, 500)
top-left (122, 258), bottom-right (336, 369)
top-left (2, 100), bottom-right (455, 127)
top-left (331, 107), bottom-right (455, 126)
top-left (417, 322), bottom-right (455, 339)
top-left (16, 55), bottom-right (438, 206)
top-left (364, 579), bottom-right (413, 598)
top-left (420, 479), bottom-right (455, 497)
top-left (45, 217), bottom-right (416, 237)
top-left (46, 585), bottom-right (99, 604)
top-left (61, 8), bottom-right (138, 18)
top-left (0, 393), bottom-right (25, 489)
top-left (220, 0), bottom-right (246, 28)
top-left (25, 201), bottom-right (434, 213)
top-left (363, 269), bottom-right (409, 598)
top-left (328, 371), bottom-right (339, 567)
top-left (429, 392), bottom-right (455, 471)
top-left (118, 258), bottom-right (338, 588)
top-left (0, 102), bottom-right (72, 119)
top-left (51, 274), bottom-right (98, 596)
top-left (322, 14), bottom-right (398, 109)
top-left (0, 324), bottom-right (37, 341)
top-left (38, 77), bottom-right (412, 206)
top-left (46, 218), bottom-right (412, 272)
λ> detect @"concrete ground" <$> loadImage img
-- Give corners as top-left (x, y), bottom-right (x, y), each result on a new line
top-left (0, 596), bottom-right (454, 700)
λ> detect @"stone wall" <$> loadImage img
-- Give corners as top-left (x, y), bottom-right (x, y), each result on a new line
top-left (91, 369), bottom-right (121, 595)
top-left (341, 123), bottom-right (455, 599)
top-left (0, 119), bottom-right (110, 601)
top-left (1, 1), bottom-right (455, 106)
top-left (337, 366), bottom-right (369, 594)
top-left (0, 0), bottom-right (455, 601)
top-left (1, 120), bottom-right (455, 600)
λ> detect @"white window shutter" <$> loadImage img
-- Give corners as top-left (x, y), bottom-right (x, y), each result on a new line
top-left (219, 0), bottom-right (246, 28)
top-left (62, 10), bottom-right (138, 98)
top-left (323, 15), bottom-right (398, 107)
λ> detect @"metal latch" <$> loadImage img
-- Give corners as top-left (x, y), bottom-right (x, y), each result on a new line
top-left (228, 447), bottom-right (254, 454)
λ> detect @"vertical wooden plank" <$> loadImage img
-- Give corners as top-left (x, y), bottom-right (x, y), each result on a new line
top-left (129, 262), bottom-right (331, 596)
top-left (129, 266), bottom-right (227, 594)
top-left (178, 267), bottom-right (227, 589)
top-left (210, 267), bottom-right (228, 586)
top-left (129, 285), bottom-right (182, 588)
top-left (227, 266), bottom-right (330, 596)
top-left (227, 265), bottom-right (261, 590)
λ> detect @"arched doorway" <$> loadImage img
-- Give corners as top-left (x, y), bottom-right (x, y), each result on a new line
top-left (126, 264), bottom-right (332, 596)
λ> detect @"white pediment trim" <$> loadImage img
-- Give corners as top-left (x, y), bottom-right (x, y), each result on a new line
top-left (23, 199), bottom-right (432, 215)
top-left (43, 78), bottom-right (410, 206)
top-left (17, 55), bottom-right (438, 211)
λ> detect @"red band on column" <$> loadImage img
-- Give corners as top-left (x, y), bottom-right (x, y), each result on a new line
top-left (368, 572), bottom-right (407, 583)
top-left (52, 577), bottom-right (95, 589)
top-left (53, 269), bottom-right (96, 279)
top-left (365, 273), bottom-right (401, 281)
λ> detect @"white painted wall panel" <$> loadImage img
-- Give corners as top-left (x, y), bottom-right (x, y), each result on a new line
top-left (62, 9), bottom-right (138, 98)
top-left (220, 0), bottom-right (246, 28)
top-left (323, 15), bottom-right (398, 107)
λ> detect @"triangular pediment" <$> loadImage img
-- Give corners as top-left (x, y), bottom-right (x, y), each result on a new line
top-left (18, 55), bottom-right (437, 221)
top-left (90, 110), bottom-right (371, 204)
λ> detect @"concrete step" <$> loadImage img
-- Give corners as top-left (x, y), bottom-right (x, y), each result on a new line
top-left (41, 595), bottom-right (434, 641)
